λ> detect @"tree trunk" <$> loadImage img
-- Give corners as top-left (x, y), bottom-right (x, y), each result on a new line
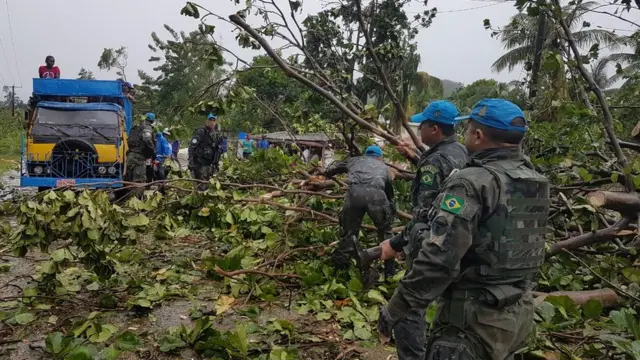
top-left (529, 13), bottom-right (547, 99)
top-left (587, 191), bottom-right (640, 217)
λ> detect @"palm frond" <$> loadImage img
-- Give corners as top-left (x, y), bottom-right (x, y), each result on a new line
top-left (492, 45), bottom-right (535, 73)
top-left (572, 29), bottom-right (623, 49)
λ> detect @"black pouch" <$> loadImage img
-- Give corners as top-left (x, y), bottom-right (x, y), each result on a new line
top-left (479, 285), bottom-right (523, 309)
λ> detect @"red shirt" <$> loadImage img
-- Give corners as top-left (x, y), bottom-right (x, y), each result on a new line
top-left (39, 66), bottom-right (60, 79)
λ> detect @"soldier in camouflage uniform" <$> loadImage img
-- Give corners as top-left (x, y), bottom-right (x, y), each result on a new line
top-left (378, 99), bottom-right (550, 360)
top-left (126, 113), bottom-right (156, 192)
top-left (324, 145), bottom-right (396, 279)
top-left (379, 101), bottom-right (468, 360)
top-left (188, 114), bottom-right (221, 189)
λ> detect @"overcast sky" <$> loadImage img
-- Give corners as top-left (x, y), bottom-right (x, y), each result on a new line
top-left (0, 0), bottom-right (637, 100)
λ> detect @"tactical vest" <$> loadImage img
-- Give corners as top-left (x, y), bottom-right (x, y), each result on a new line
top-left (127, 125), bottom-right (143, 151)
top-left (127, 124), bottom-right (154, 158)
top-left (463, 159), bottom-right (550, 284)
top-left (192, 128), bottom-right (219, 165)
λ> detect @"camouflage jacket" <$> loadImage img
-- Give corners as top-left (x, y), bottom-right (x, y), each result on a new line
top-left (188, 126), bottom-right (221, 169)
top-left (324, 155), bottom-right (394, 201)
top-left (389, 136), bottom-right (467, 253)
top-left (385, 147), bottom-right (550, 324)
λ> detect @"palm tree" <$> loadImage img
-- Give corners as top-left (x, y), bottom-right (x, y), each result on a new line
top-left (606, 32), bottom-right (640, 85)
top-left (589, 58), bottom-right (615, 89)
top-left (492, 1), bottom-right (621, 73)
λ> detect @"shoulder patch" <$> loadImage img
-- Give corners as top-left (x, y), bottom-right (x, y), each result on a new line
top-left (441, 194), bottom-right (465, 215)
top-left (192, 138), bottom-right (198, 144)
top-left (421, 173), bottom-right (434, 185)
top-left (422, 164), bottom-right (439, 174)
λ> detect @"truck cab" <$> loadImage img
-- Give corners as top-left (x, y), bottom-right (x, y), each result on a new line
top-left (21, 79), bottom-right (133, 189)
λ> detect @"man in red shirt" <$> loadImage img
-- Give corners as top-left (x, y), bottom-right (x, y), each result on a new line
top-left (38, 56), bottom-right (60, 79)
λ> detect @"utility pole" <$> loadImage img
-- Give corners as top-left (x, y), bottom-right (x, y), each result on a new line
top-left (10, 84), bottom-right (22, 116)
top-left (11, 85), bottom-right (15, 116)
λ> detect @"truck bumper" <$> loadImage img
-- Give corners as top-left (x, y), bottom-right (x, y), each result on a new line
top-left (20, 177), bottom-right (123, 188)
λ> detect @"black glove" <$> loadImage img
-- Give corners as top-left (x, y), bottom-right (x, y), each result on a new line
top-left (377, 305), bottom-right (393, 340)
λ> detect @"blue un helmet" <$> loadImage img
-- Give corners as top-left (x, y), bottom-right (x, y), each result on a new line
top-left (410, 100), bottom-right (461, 126)
top-left (145, 113), bottom-right (156, 122)
top-left (455, 99), bottom-right (528, 133)
top-left (207, 113), bottom-right (217, 120)
top-left (364, 145), bottom-right (383, 158)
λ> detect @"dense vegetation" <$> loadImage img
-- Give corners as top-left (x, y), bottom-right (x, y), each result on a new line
top-left (2, 0), bottom-right (640, 359)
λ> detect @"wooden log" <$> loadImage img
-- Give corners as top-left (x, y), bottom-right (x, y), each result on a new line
top-left (632, 120), bottom-right (640, 139)
top-left (587, 191), bottom-right (640, 217)
top-left (533, 288), bottom-right (618, 308)
top-left (547, 217), bottom-right (633, 257)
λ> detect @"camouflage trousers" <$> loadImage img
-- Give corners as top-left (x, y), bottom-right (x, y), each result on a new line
top-left (333, 187), bottom-right (396, 277)
top-left (423, 291), bottom-right (534, 360)
top-left (394, 308), bottom-right (427, 360)
top-left (125, 152), bottom-right (149, 198)
top-left (191, 164), bottom-right (214, 191)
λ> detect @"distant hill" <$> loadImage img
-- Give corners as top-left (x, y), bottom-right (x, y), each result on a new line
top-left (441, 79), bottom-right (464, 97)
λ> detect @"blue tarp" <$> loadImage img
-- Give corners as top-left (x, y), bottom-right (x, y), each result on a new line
top-left (33, 78), bottom-right (124, 97)
top-left (36, 101), bottom-right (123, 113)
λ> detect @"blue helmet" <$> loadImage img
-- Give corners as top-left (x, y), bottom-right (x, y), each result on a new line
top-left (364, 145), bottom-right (383, 158)
top-left (145, 112), bottom-right (156, 122)
top-left (207, 113), bottom-right (217, 120)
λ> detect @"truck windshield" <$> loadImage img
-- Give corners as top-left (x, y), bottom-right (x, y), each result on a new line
top-left (32, 108), bottom-right (120, 144)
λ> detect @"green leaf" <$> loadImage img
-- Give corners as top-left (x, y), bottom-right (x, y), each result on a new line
top-left (583, 299), bottom-right (603, 319)
top-left (45, 332), bottom-right (65, 354)
top-left (623, 268), bottom-right (640, 283)
top-left (229, 324), bottom-right (249, 355)
top-left (128, 214), bottom-right (149, 227)
top-left (366, 289), bottom-right (386, 304)
top-left (180, 2), bottom-right (200, 18)
top-left (86, 229), bottom-right (100, 240)
top-left (348, 278), bottom-right (362, 292)
top-left (537, 302), bottom-right (555, 323)
top-left (88, 324), bottom-right (117, 343)
top-left (14, 312), bottom-right (36, 325)
top-left (97, 345), bottom-right (120, 360)
top-left (86, 282), bottom-right (100, 291)
top-left (116, 331), bottom-right (140, 350)
top-left (316, 312), bottom-right (332, 321)
top-left (353, 326), bottom-right (372, 340)
top-left (159, 335), bottom-right (187, 353)
top-left (51, 249), bottom-right (74, 262)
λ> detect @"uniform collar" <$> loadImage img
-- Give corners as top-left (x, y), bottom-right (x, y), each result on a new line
top-left (421, 135), bottom-right (458, 159)
top-left (470, 147), bottom-right (524, 164)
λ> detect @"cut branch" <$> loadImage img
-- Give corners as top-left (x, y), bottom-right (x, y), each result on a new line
top-left (586, 191), bottom-right (640, 217)
top-left (214, 265), bottom-right (301, 279)
top-left (533, 288), bottom-right (618, 308)
top-left (547, 217), bottom-right (633, 257)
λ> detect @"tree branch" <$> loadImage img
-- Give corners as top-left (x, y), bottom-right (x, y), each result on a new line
top-left (550, 0), bottom-right (632, 192)
top-left (353, 0), bottom-right (424, 154)
top-left (547, 217), bottom-right (632, 257)
top-left (228, 14), bottom-right (407, 149)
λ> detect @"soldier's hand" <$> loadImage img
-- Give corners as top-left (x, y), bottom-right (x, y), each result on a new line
top-left (379, 239), bottom-right (398, 261)
top-left (388, 167), bottom-right (398, 180)
top-left (395, 140), bottom-right (418, 159)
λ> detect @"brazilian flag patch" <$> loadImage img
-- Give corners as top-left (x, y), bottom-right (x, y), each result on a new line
top-left (441, 194), bottom-right (465, 215)
top-left (421, 173), bottom-right (434, 185)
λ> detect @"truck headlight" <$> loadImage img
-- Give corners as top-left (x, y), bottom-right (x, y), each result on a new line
top-left (107, 167), bottom-right (117, 175)
top-left (98, 166), bottom-right (107, 174)
top-left (33, 166), bottom-right (43, 175)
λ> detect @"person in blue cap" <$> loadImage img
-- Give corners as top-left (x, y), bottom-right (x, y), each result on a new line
top-left (188, 113), bottom-right (222, 188)
top-left (377, 100), bottom-right (468, 360)
top-left (323, 144), bottom-right (397, 285)
top-left (378, 99), bottom-right (550, 360)
top-left (125, 112), bottom-right (157, 195)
